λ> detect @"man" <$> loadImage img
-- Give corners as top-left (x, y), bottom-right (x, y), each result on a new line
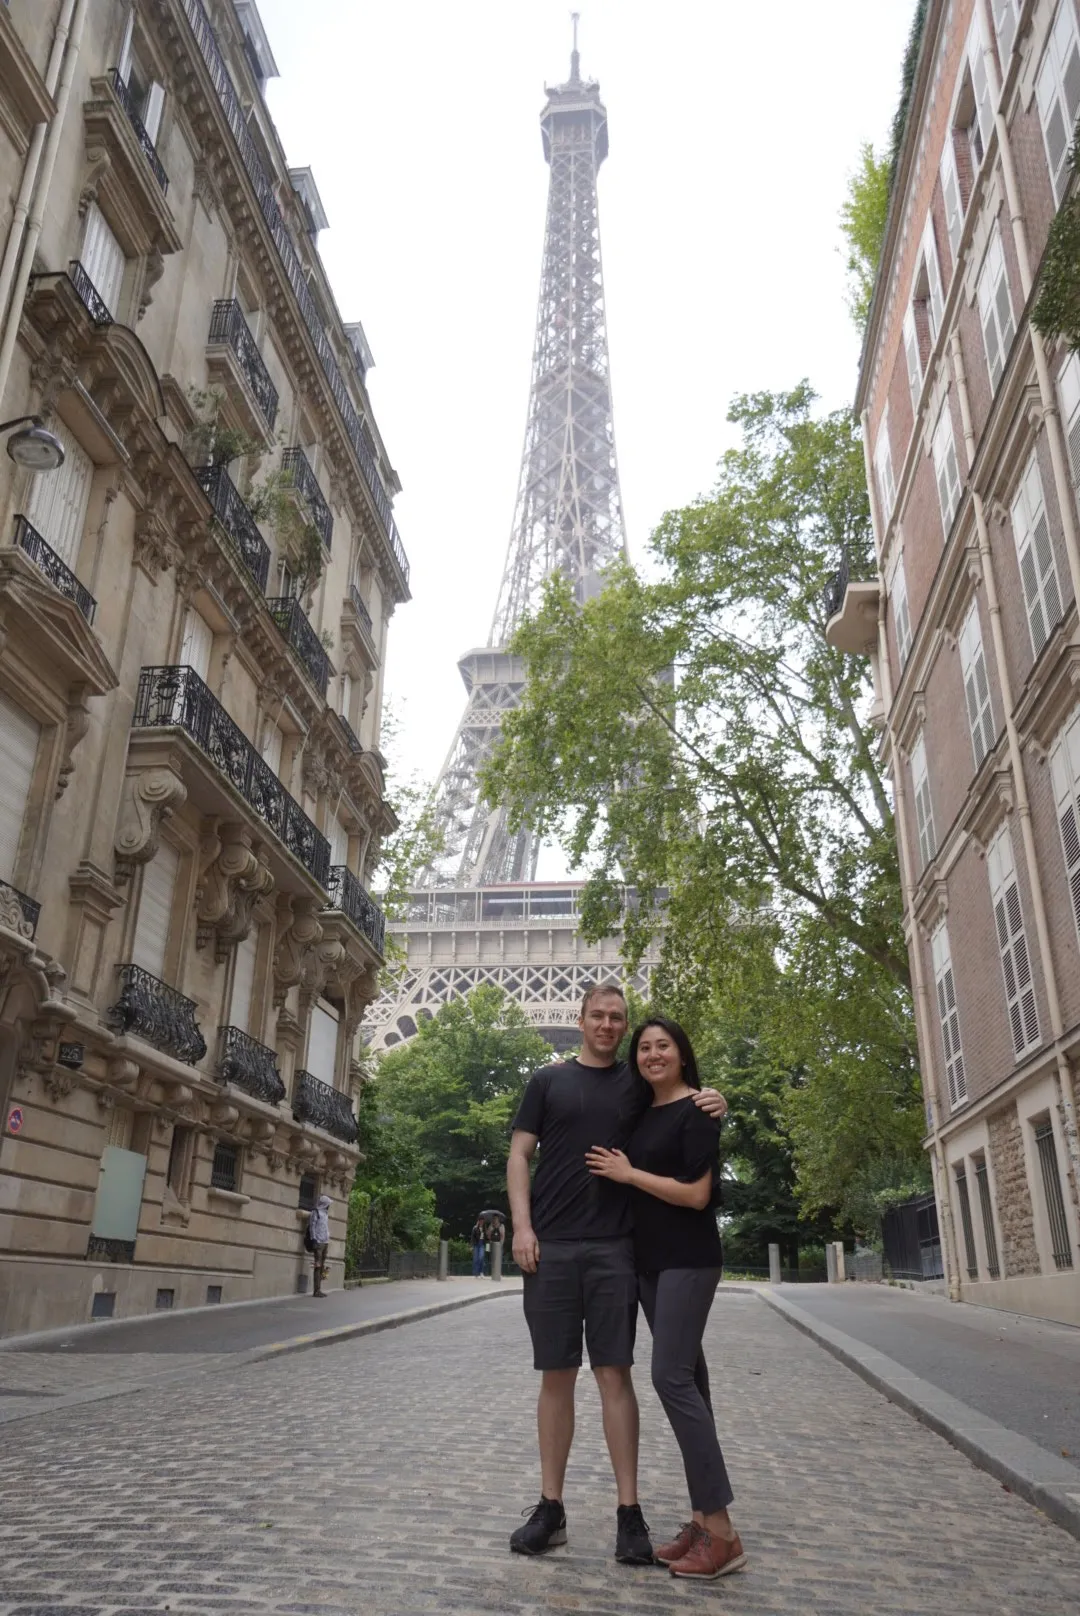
top-left (307, 1193), bottom-right (331, 1297)
top-left (507, 984), bottom-right (726, 1562)
top-left (470, 1216), bottom-right (486, 1277)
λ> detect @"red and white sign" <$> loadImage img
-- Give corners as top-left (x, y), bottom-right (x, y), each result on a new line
top-left (6, 1105), bottom-right (24, 1135)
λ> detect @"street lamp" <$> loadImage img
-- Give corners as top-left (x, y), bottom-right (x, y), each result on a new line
top-left (0, 415), bottom-right (65, 472)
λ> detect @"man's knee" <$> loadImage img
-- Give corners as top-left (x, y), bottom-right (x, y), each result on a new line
top-left (540, 1367), bottom-right (578, 1400)
top-left (592, 1363), bottom-right (634, 1399)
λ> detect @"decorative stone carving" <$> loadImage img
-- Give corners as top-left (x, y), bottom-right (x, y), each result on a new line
top-left (195, 820), bottom-right (275, 960)
top-left (273, 896), bottom-right (324, 1006)
top-left (106, 1056), bottom-right (140, 1094)
top-left (210, 1102), bottom-right (240, 1130)
top-left (132, 508), bottom-right (178, 580)
top-left (41, 1068), bottom-right (77, 1103)
top-left (56, 687), bottom-right (91, 799)
top-left (114, 767), bottom-right (187, 884)
top-left (136, 247), bottom-right (165, 321)
top-left (0, 885), bottom-right (34, 940)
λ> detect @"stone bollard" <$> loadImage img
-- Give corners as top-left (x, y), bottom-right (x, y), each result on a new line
top-left (826, 1242), bottom-right (838, 1284)
top-left (492, 1237), bottom-right (503, 1282)
top-left (438, 1239), bottom-right (449, 1281)
top-left (834, 1241), bottom-right (846, 1282)
top-left (768, 1243), bottom-right (781, 1285)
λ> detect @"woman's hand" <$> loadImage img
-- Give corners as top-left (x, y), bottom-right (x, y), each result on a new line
top-left (585, 1146), bottom-right (634, 1183)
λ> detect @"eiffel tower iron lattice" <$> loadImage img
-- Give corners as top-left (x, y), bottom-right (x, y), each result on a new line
top-left (367, 29), bottom-right (654, 1053)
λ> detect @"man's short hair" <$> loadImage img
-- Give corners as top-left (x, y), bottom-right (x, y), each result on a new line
top-left (580, 981), bottom-right (628, 1016)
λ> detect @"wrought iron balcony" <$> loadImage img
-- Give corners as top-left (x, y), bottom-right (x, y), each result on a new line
top-left (133, 665), bottom-right (331, 886)
top-left (208, 300), bottom-right (279, 430)
top-left (0, 876), bottom-right (39, 940)
top-left (109, 68), bottom-right (168, 194)
top-left (325, 865), bottom-right (386, 955)
top-left (266, 596), bottom-right (331, 697)
top-left (282, 447), bottom-right (332, 551)
top-left (109, 963), bottom-right (207, 1065)
top-left (349, 582), bottom-right (373, 634)
top-left (177, 0), bottom-right (410, 588)
top-left (292, 1069), bottom-right (358, 1144)
top-left (338, 713), bottom-right (363, 755)
top-left (14, 515), bottom-right (97, 624)
top-left (194, 462), bottom-right (270, 592)
top-left (218, 1025), bottom-right (286, 1104)
top-left (67, 260), bottom-right (112, 325)
top-left (823, 554), bottom-right (850, 623)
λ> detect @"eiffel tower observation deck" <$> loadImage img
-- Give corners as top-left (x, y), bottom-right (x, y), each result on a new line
top-left (368, 25), bottom-right (656, 1051)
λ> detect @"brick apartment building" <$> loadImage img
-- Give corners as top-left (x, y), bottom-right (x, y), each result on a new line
top-left (0, 0), bottom-right (406, 1334)
top-left (828, 0), bottom-right (1080, 1323)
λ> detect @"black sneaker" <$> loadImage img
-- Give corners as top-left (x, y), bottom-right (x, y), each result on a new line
top-left (510, 1496), bottom-right (567, 1555)
top-left (615, 1503), bottom-right (654, 1564)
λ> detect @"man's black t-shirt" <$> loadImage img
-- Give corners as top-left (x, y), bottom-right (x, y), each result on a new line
top-left (512, 1058), bottom-right (651, 1240)
top-left (626, 1096), bottom-right (723, 1272)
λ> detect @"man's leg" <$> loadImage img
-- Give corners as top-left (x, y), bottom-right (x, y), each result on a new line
top-left (537, 1367), bottom-right (578, 1500)
top-left (591, 1363), bottom-right (639, 1505)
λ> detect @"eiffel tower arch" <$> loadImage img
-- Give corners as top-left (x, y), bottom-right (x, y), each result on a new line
top-left (367, 27), bottom-right (649, 1051)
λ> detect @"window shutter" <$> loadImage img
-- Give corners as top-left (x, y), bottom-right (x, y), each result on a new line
top-left (887, 551), bottom-right (912, 665)
top-left (327, 811), bottom-right (348, 868)
top-left (903, 307), bottom-right (923, 410)
top-left (977, 230), bottom-right (1014, 391)
top-left (24, 418), bottom-right (93, 567)
top-left (923, 220), bottom-right (945, 340)
top-left (1011, 457), bottom-right (1063, 657)
top-left (0, 691), bottom-right (40, 883)
top-left (1037, 2), bottom-right (1080, 203)
top-left (1059, 352), bottom-right (1080, 492)
top-left (142, 81), bottom-right (165, 145)
top-left (987, 826), bottom-right (1039, 1057)
top-left (179, 609), bottom-right (213, 681)
top-left (339, 671), bottom-right (353, 721)
top-left (117, 7), bottom-right (135, 81)
top-left (81, 203), bottom-right (125, 315)
top-left (969, 24), bottom-right (995, 158)
top-left (132, 841), bottom-right (179, 980)
top-left (875, 410), bottom-right (896, 524)
top-left (1050, 711), bottom-right (1080, 949)
top-left (959, 599), bottom-right (994, 767)
top-left (931, 922), bottom-right (967, 1106)
top-left (260, 722), bottom-right (282, 776)
top-left (940, 143), bottom-right (963, 263)
top-left (992, 0), bottom-right (1018, 64)
top-left (306, 1000), bottom-right (339, 1087)
top-left (932, 402), bottom-right (961, 531)
top-left (230, 930), bottom-right (258, 1035)
top-left (911, 732), bottom-right (937, 868)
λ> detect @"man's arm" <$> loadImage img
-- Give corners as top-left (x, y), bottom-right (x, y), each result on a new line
top-left (693, 1088), bottom-right (728, 1120)
top-left (507, 1129), bottom-right (540, 1274)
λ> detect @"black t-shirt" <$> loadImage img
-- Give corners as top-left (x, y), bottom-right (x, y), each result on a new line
top-left (626, 1096), bottom-right (723, 1272)
top-left (512, 1058), bottom-right (651, 1240)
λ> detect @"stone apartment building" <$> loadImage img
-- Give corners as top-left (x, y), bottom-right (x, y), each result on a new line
top-left (829, 0), bottom-right (1080, 1323)
top-left (0, 0), bottom-right (408, 1335)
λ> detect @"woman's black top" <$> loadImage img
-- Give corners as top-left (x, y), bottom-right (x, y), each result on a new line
top-left (625, 1095), bottom-right (723, 1272)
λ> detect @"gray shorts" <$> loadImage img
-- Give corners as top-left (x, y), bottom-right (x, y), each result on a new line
top-left (522, 1237), bottom-right (637, 1371)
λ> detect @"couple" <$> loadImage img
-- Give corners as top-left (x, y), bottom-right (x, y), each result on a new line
top-left (506, 983), bottom-right (745, 1582)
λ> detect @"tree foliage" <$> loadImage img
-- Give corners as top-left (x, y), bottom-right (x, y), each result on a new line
top-left (1033, 136), bottom-right (1080, 351)
top-left (839, 143), bottom-right (891, 332)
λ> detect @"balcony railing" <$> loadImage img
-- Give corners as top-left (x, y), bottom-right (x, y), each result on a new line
top-left (282, 447), bottom-right (332, 551)
top-left (178, 0), bottom-right (409, 587)
top-left (349, 582), bottom-right (373, 635)
top-left (823, 554), bottom-right (850, 622)
top-left (0, 876), bottom-right (39, 940)
top-left (325, 865), bottom-right (385, 954)
top-left (266, 596), bottom-right (331, 697)
top-left (133, 665), bottom-right (331, 886)
top-left (108, 963), bottom-right (207, 1065)
top-left (109, 68), bottom-right (168, 194)
top-left (67, 260), bottom-right (112, 325)
top-left (14, 515), bottom-right (97, 624)
top-left (292, 1069), bottom-right (358, 1143)
top-left (208, 300), bottom-right (279, 430)
top-left (338, 713), bottom-right (363, 755)
top-left (218, 1025), bottom-right (286, 1104)
top-left (194, 462), bottom-right (270, 592)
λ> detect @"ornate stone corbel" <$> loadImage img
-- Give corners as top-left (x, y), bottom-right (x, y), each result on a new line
top-left (114, 767), bottom-right (187, 885)
top-left (56, 687), bottom-right (91, 799)
top-left (210, 1102), bottom-right (240, 1130)
top-left (136, 248), bottom-right (165, 321)
top-left (301, 934), bottom-right (347, 1000)
top-left (132, 509), bottom-right (178, 581)
top-left (195, 821), bottom-right (275, 959)
top-left (41, 1069), bottom-right (77, 1104)
top-left (107, 1056), bottom-right (141, 1094)
top-left (273, 896), bottom-right (324, 1006)
top-left (78, 141), bottom-right (111, 218)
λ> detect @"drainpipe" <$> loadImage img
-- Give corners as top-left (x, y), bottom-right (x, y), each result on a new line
top-left (860, 408), bottom-right (962, 1297)
top-left (950, 328), bottom-right (1080, 1216)
top-left (0, 0), bottom-right (89, 412)
top-left (0, 0), bottom-right (78, 369)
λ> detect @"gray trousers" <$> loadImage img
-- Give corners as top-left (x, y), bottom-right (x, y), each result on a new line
top-left (638, 1267), bottom-right (733, 1514)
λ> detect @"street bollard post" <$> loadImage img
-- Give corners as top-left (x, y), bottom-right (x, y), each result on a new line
top-left (438, 1239), bottom-right (448, 1281)
top-left (492, 1236), bottom-right (503, 1281)
top-left (826, 1242), bottom-right (838, 1283)
top-left (768, 1243), bottom-right (781, 1285)
top-left (834, 1241), bottom-right (846, 1282)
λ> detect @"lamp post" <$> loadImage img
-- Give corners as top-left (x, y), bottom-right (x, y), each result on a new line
top-left (0, 415), bottom-right (64, 471)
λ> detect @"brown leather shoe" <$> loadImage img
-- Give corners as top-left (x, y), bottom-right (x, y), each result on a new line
top-left (668, 1528), bottom-right (747, 1580)
top-left (654, 1522), bottom-right (702, 1565)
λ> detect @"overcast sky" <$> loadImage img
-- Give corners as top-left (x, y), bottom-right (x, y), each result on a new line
top-left (259, 0), bottom-right (915, 798)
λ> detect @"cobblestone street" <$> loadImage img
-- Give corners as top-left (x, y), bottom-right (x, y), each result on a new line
top-left (0, 1288), bottom-right (1078, 1615)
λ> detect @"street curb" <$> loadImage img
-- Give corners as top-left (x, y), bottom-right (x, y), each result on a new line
top-left (237, 1284), bottom-right (519, 1365)
top-left (761, 1287), bottom-right (1080, 1544)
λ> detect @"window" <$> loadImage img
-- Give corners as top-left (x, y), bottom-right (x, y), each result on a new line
top-left (339, 671), bottom-right (353, 723)
top-left (131, 841), bottom-right (179, 979)
top-left (179, 609), bottom-right (213, 681)
top-left (916, 218), bottom-right (945, 346)
top-left (931, 920), bottom-right (967, 1107)
top-left (1033, 1117), bottom-right (1074, 1269)
top-left (298, 1171), bottom-right (319, 1211)
top-left (0, 691), bottom-right (40, 884)
top-left (210, 1140), bottom-right (239, 1192)
top-left (973, 1155), bottom-right (1001, 1278)
top-left (166, 1123), bottom-right (194, 1199)
top-left (1048, 706), bottom-right (1080, 948)
top-left (903, 306), bottom-right (923, 412)
top-left (958, 598), bottom-right (994, 767)
top-left (24, 418), bottom-right (93, 568)
top-left (306, 999), bottom-right (339, 1087)
top-left (954, 1165), bottom-right (979, 1278)
top-left (1010, 455), bottom-right (1063, 658)
top-left (117, 9), bottom-right (165, 147)
top-left (260, 721), bottom-right (282, 776)
top-left (327, 811), bottom-right (348, 868)
top-left (991, 0), bottom-right (1019, 66)
top-left (1057, 350), bottom-right (1080, 497)
top-left (1036, 0), bottom-right (1080, 204)
top-left (932, 400), bottom-right (961, 533)
top-left (987, 823), bottom-right (1040, 1058)
top-left (940, 140), bottom-right (964, 265)
top-left (80, 203), bottom-right (125, 316)
top-left (977, 227), bottom-right (1015, 391)
top-left (961, 19), bottom-right (995, 175)
top-left (887, 549), bottom-right (912, 666)
top-left (230, 930), bottom-right (258, 1035)
top-left (874, 413), bottom-right (897, 525)
top-left (911, 732), bottom-right (937, 869)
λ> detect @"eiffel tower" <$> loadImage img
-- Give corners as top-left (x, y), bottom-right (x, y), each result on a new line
top-left (367, 23), bottom-right (655, 1051)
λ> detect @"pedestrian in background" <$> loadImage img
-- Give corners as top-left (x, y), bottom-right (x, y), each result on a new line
top-left (471, 1217), bottom-right (486, 1277)
top-left (308, 1193), bottom-right (331, 1297)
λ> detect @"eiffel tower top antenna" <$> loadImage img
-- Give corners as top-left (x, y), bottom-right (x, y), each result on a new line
top-left (570, 12), bottom-right (581, 81)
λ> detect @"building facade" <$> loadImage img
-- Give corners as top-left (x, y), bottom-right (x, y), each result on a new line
top-left (0, 0), bottom-right (407, 1336)
top-left (830, 0), bottom-right (1080, 1323)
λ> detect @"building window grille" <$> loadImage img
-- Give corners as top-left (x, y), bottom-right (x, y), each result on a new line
top-left (298, 1171), bottom-right (319, 1211)
top-left (1036, 0), bottom-right (1080, 204)
top-left (955, 1166), bottom-right (979, 1279)
top-left (931, 921), bottom-right (967, 1108)
top-left (958, 599), bottom-right (995, 768)
top-left (210, 1140), bottom-right (239, 1192)
top-left (911, 732), bottom-right (937, 870)
top-left (932, 400), bottom-right (962, 534)
top-left (976, 227), bottom-right (1015, 391)
top-left (1011, 455), bottom-right (1063, 659)
top-left (155, 1288), bottom-right (175, 1309)
top-left (973, 1156), bottom-right (1000, 1279)
top-left (987, 825), bottom-right (1040, 1058)
top-left (1033, 1118), bottom-right (1074, 1270)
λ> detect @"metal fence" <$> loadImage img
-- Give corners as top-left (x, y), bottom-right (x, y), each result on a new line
top-left (881, 1193), bottom-right (944, 1280)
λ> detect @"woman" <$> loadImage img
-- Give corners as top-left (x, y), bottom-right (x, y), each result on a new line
top-left (585, 1017), bottom-right (745, 1581)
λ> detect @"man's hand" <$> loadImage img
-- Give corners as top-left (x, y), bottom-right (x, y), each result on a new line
top-left (694, 1087), bottom-right (728, 1121)
top-left (513, 1226), bottom-right (540, 1274)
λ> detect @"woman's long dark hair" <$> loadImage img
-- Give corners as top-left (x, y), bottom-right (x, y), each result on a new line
top-left (628, 1017), bottom-right (701, 1090)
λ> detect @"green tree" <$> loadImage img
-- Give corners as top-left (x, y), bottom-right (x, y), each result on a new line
top-left (839, 143), bottom-right (891, 331)
top-left (373, 986), bottom-right (554, 1237)
top-left (484, 384), bottom-right (924, 1224)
